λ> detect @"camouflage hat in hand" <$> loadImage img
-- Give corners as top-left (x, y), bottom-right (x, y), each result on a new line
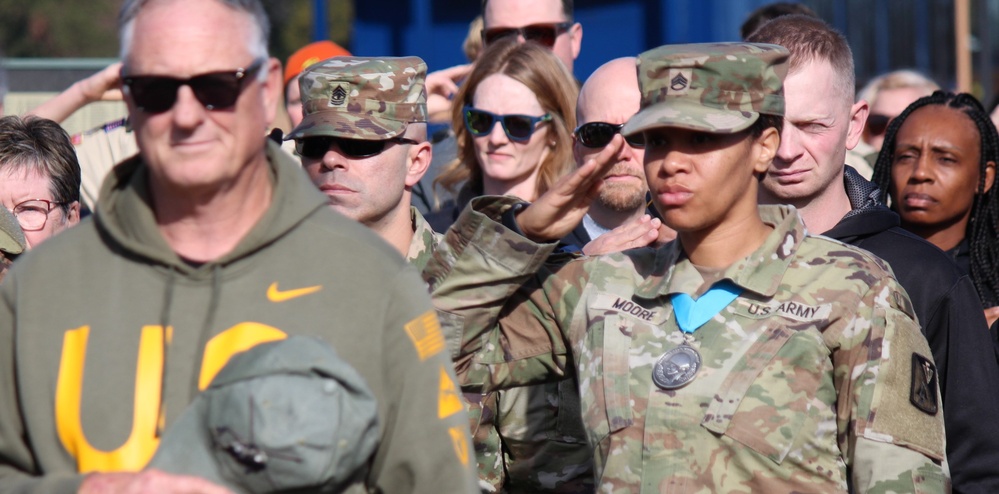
top-left (0, 204), bottom-right (26, 255)
top-left (285, 56), bottom-right (428, 141)
top-left (147, 336), bottom-right (379, 494)
top-left (621, 42), bottom-right (789, 137)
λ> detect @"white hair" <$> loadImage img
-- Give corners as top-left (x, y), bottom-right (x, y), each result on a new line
top-left (118, 0), bottom-right (270, 63)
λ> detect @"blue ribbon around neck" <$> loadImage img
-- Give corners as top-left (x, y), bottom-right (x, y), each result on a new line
top-left (669, 279), bottom-right (743, 334)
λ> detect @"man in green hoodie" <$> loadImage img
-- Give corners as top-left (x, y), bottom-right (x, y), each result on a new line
top-left (0, 1), bottom-right (478, 493)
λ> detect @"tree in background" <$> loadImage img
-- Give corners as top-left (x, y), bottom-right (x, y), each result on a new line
top-left (0, 0), bottom-right (354, 61)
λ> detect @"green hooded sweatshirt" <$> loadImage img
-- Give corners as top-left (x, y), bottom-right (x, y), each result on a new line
top-left (0, 142), bottom-right (478, 493)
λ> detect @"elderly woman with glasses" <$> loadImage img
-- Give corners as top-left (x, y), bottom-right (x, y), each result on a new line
top-left (0, 115), bottom-right (81, 249)
top-left (427, 37), bottom-right (578, 232)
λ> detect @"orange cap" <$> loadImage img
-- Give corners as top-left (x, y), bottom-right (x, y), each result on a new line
top-left (284, 41), bottom-right (352, 87)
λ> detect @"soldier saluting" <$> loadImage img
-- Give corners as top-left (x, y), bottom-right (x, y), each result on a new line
top-left (428, 43), bottom-right (949, 492)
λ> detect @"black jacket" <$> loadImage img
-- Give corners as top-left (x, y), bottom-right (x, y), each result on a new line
top-left (824, 167), bottom-right (999, 493)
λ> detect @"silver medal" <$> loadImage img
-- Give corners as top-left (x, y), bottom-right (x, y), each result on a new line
top-left (652, 344), bottom-right (702, 390)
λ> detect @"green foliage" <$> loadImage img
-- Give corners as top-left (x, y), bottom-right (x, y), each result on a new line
top-left (0, 0), bottom-right (354, 60)
top-left (0, 0), bottom-right (120, 57)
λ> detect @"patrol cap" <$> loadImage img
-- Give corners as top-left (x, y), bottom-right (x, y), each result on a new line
top-left (621, 42), bottom-right (789, 137)
top-left (285, 56), bottom-right (428, 141)
top-left (147, 336), bottom-right (380, 494)
top-left (0, 205), bottom-right (25, 255)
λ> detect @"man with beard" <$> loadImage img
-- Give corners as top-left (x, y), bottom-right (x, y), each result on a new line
top-left (562, 57), bottom-right (673, 254)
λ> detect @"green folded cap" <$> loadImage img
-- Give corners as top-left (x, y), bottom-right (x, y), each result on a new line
top-left (0, 205), bottom-right (26, 255)
top-left (148, 336), bottom-right (380, 493)
top-left (622, 42), bottom-right (789, 137)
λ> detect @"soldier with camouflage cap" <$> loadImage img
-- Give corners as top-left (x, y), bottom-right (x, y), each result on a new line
top-left (288, 56), bottom-right (512, 492)
top-left (425, 42), bottom-right (949, 492)
top-left (288, 56), bottom-right (435, 256)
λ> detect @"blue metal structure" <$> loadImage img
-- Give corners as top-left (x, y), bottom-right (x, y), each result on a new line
top-left (347, 0), bottom-right (986, 99)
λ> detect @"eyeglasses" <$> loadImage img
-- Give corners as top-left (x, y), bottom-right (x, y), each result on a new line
top-left (11, 199), bottom-right (65, 232)
top-left (866, 113), bottom-right (893, 137)
top-left (481, 22), bottom-right (574, 48)
top-left (294, 136), bottom-right (420, 159)
top-left (574, 122), bottom-right (646, 149)
top-left (122, 58), bottom-right (265, 114)
top-left (463, 107), bottom-right (552, 142)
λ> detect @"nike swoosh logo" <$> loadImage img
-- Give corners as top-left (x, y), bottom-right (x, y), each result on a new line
top-left (267, 282), bottom-right (322, 302)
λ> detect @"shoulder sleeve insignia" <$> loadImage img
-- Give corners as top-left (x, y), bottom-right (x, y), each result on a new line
top-left (910, 353), bottom-right (939, 415)
top-left (404, 310), bottom-right (445, 361)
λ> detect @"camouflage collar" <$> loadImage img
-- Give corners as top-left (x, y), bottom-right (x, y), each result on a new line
top-left (633, 205), bottom-right (804, 299)
top-left (406, 206), bottom-right (441, 273)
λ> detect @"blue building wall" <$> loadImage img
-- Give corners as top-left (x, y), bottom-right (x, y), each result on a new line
top-left (353, 0), bottom-right (779, 81)
top-left (349, 0), bottom-right (981, 99)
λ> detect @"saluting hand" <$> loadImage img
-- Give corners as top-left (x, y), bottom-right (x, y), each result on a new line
top-left (77, 62), bottom-right (124, 102)
top-left (515, 134), bottom-right (625, 242)
top-left (426, 64), bottom-right (473, 124)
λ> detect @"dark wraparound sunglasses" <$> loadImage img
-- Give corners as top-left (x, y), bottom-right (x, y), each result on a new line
top-left (574, 122), bottom-right (646, 149)
top-left (122, 58), bottom-right (265, 114)
top-left (463, 107), bottom-right (552, 142)
top-left (295, 136), bottom-right (419, 159)
top-left (481, 22), bottom-right (574, 48)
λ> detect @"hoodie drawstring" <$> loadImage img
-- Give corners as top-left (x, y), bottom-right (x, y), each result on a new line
top-left (156, 266), bottom-right (177, 437)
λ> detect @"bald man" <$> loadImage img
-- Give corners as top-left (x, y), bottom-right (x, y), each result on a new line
top-left (562, 57), bottom-right (672, 254)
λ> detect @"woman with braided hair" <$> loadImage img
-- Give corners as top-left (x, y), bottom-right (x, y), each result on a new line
top-left (872, 91), bottom-right (999, 328)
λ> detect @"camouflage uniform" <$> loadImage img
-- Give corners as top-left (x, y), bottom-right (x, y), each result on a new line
top-left (434, 197), bottom-right (948, 493)
top-left (291, 58), bottom-right (594, 493)
top-left (428, 43), bottom-right (949, 493)
top-left (414, 204), bottom-right (593, 493)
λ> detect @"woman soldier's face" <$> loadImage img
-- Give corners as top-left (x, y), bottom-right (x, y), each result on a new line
top-left (890, 105), bottom-right (995, 241)
top-left (643, 125), bottom-right (778, 234)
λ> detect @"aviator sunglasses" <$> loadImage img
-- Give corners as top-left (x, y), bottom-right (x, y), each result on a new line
top-left (463, 107), bottom-right (552, 143)
top-left (122, 58), bottom-right (265, 114)
top-left (574, 122), bottom-right (646, 149)
top-left (482, 22), bottom-right (574, 48)
top-left (295, 136), bottom-right (420, 159)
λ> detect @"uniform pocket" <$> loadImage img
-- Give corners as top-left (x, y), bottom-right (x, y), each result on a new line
top-left (702, 326), bottom-right (827, 465)
top-left (578, 313), bottom-right (633, 448)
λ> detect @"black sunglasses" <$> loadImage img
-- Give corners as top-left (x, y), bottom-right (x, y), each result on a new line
top-left (463, 107), bottom-right (552, 142)
top-left (574, 122), bottom-right (646, 149)
top-left (295, 136), bottom-right (419, 159)
top-left (122, 59), bottom-right (265, 114)
top-left (866, 113), bottom-right (892, 137)
top-left (481, 22), bottom-right (574, 48)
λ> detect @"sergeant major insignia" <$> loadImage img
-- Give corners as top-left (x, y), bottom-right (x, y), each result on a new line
top-left (329, 83), bottom-right (350, 108)
top-left (910, 353), bottom-right (938, 415)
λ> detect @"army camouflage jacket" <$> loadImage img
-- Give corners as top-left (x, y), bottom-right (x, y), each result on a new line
top-left (430, 196), bottom-right (949, 493)
top-left (409, 206), bottom-right (594, 493)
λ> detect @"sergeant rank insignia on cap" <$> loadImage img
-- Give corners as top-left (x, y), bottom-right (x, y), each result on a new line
top-left (670, 71), bottom-right (689, 91)
top-left (329, 83), bottom-right (349, 108)
top-left (910, 353), bottom-right (938, 415)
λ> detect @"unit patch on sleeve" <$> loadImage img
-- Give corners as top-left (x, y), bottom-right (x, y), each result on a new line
top-left (437, 367), bottom-right (464, 419)
top-left (910, 353), bottom-right (939, 415)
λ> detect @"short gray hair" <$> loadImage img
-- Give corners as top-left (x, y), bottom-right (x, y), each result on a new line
top-left (118, 0), bottom-right (270, 61)
top-left (0, 116), bottom-right (81, 209)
